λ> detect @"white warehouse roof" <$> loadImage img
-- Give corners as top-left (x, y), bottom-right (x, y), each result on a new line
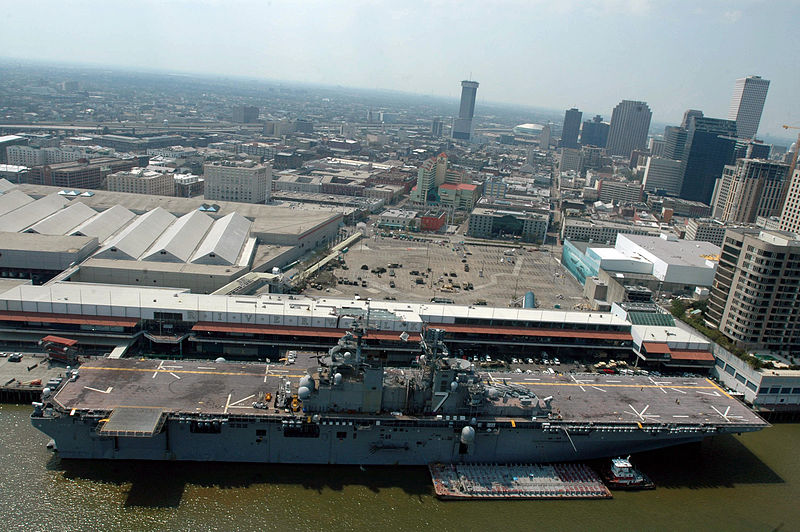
top-left (27, 202), bottom-right (97, 235)
top-left (141, 210), bottom-right (214, 263)
top-left (94, 207), bottom-right (176, 261)
top-left (191, 212), bottom-right (251, 266)
top-left (0, 193), bottom-right (68, 233)
top-left (0, 190), bottom-right (34, 217)
top-left (71, 205), bottom-right (136, 242)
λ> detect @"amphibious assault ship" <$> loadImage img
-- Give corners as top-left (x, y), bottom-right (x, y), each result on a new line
top-left (31, 326), bottom-right (767, 464)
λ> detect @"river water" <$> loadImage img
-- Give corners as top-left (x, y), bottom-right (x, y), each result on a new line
top-left (1, 403), bottom-right (796, 531)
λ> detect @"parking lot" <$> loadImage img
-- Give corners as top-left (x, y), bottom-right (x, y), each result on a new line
top-left (303, 235), bottom-right (585, 308)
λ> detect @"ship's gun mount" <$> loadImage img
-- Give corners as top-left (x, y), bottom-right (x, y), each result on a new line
top-left (482, 380), bottom-right (552, 416)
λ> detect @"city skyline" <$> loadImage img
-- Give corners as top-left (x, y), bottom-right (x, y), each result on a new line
top-left (1, 1), bottom-right (798, 141)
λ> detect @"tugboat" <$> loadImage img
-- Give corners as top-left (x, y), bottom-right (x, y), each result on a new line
top-left (602, 457), bottom-right (655, 490)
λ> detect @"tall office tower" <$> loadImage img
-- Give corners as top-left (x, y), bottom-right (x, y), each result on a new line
top-left (560, 108), bottom-right (582, 148)
top-left (712, 158), bottom-right (788, 223)
top-left (430, 117), bottom-right (443, 137)
top-left (681, 109), bottom-right (704, 128)
top-left (232, 105), bottom-right (260, 124)
top-left (642, 156), bottom-right (684, 196)
top-left (539, 124), bottom-right (551, 150)
top-left (648, 138), bottom-right (666, 157)
top-left (733, 139), bottom-right (772, 161)
top-left (679, 117), bottom-right (737, 204)
top-left (663, 126), bottom-right (689, 160)
top-left (580, 115), bottom-right (609, 148)
top-left (728, 75), bottom-right (770, 139)
top-left (705, 228), bottom-right (800, 351)
top-left (605, 100), bottom-right (652, 157)
top-left (452, 80), bottom-right (479, 140)
top-left (203, 161), bottom-right (272, 203)
top-left (779, 168), bottom-right (800, 232)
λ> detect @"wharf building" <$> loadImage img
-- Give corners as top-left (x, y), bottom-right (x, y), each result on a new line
top-left (107, 167), bottom-right (175, 197)
top-left (728, 75), bottom-right (770, 139)
top-left (203, 161), bottom-right (272, 204)
top-left (705, 228), bottom-right (800, 353)
top-left (712, 159), bottom-right (788, 223)
top-left (605, 101), bottom-right (652, 157)
top-left (679, 117), bottom-right (737, 205)
top-left (560, 108), bottom-right (582, 149)
top-left (0, 282), bottom-right (654, 365)
top-left (452, 80), bottom-right (479, 141)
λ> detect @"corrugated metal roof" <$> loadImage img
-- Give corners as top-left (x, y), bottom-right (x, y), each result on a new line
top-left (94, 207), bottom-right (176, 260)
top-left (141, 210), bottom-right (213, 263)
top-left (28, 202), bottom-right (97, 235)
top-left (0, 193), bottom-right (68, 232)
top-left (190, 212), bottom-right (251, 265)
top-left (71, 204), bottom-right (136, 242)
top-left (0, 189), bottom-right (34, 216)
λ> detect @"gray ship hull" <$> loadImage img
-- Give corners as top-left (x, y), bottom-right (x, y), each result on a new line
top-left (33, 414), bottom-right (738, 465)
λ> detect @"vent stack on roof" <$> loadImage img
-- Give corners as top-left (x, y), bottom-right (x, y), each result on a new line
top-left (141, 210), bottom-right (214, 263)
top-left (190, 212), bottom-right (251, 265)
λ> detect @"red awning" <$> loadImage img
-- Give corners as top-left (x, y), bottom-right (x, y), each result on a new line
top-left (0, 311), bottom-right (139, 328)
top-left (642, 341), bottom-right (672, 354)
top-left (40, 335), bottom-right (78, 346)
top-left (432, 323), bottom-right (632, 341)
top-left (192, 322), bottom-right (420, 342)
top-left (669, 350), bottom-right (715, 362)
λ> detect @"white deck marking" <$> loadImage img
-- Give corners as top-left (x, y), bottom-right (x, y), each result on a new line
top-left (672, 415), bottom-right (690, 418)
top-left (224, 393), bottom-right (231, 414)
top-left (153, 360), bottom-right (164, 378)
top-left (524, 378), bottom-right (540, 381)
top-left (228, 394), bottom-right (255, 407)
top-left (606, 380), bottom-right (621, 383)
top-left (83, 386), bottom-right (113, 394)
top-left (570, 375), bottom-right (586, 392)
top-left (169, 372), bottom-right (181, 380)
top-left (197, 366), bottom-right (216, 370)
top-left (697, 391), bottom-right (721, 397)
top-left (591, 386), bottom-right (607, 393)
top-left (649, 376), bottom-right (668, 394)
top-left (626, 404), bottom-right (655, 421)
top-left (162, 365), bottom-right (183, 369)
top-left (670, 387), bottom-right (688, 394)
top-left (264, 365), bottom-right (270, 383)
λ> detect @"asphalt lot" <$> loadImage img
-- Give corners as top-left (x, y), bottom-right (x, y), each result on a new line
top-left (303, 235), bottom-right (585, 308)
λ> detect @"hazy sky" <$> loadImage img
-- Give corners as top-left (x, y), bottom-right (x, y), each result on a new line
top-left (3, 0), bottom-right (799, 140)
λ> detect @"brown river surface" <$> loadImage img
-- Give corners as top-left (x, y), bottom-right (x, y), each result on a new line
top-left (1, 404), bottom-right (797, 531)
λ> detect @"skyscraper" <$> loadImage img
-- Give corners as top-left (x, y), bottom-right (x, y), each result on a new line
top-left (452, 80), bottom-right (479, 141)
top-left (560, 108), bottom-right (582, 148)
top-left (679, 117), bottom-right (737, 204)
top-left (712, 158), bottom-right (788, 223)
top-left (605, 100), bottom-right (652, 157)
top-left (681, 110), bottom-right (704, 129)
top-left (580, 115), bottom-right (609, 148)
top-left (728, 75), bottom-right (770, 139)
top-left (779, 168), bottom-right (800, 233)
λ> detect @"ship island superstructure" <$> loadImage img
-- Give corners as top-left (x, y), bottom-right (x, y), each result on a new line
top-left (31, 326), bottom-right (767, 464)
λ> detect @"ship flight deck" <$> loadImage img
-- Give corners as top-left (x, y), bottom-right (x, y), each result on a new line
top-left (50, 357), bottom-right (767, 430)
